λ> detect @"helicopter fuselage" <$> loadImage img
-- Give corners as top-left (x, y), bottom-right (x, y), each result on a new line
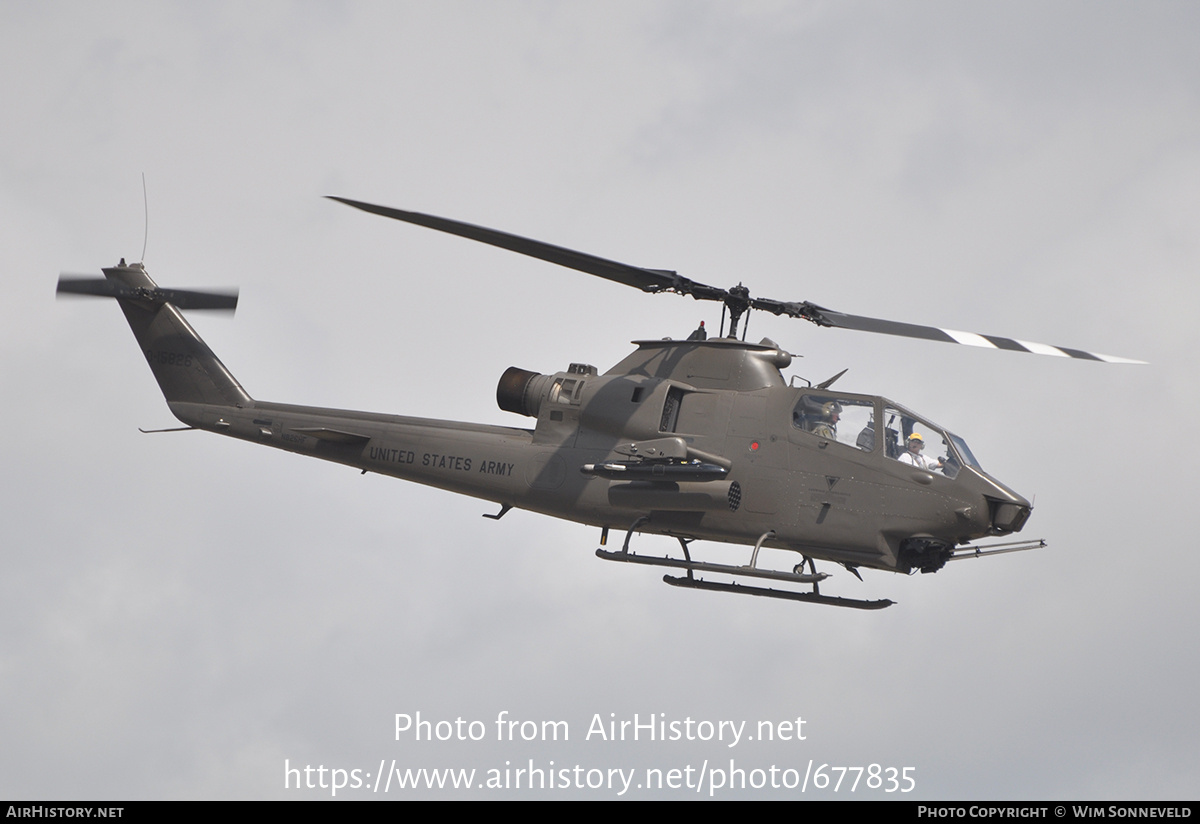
top-left (163, 328), bottom-right (1030, 575)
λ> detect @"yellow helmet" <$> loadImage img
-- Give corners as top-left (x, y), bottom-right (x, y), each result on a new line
top-left (908, 432), bottom-right (924, 442)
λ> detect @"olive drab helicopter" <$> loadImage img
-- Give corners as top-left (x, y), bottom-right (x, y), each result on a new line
top-left (56, 197), bottom-right (1144, 610)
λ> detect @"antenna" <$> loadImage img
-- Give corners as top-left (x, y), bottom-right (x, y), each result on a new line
top-left (140, 173), bottom-right (149, 264)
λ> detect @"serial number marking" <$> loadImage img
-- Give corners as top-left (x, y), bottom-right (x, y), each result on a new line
top-left (144, 349), bottom-right (193, 367)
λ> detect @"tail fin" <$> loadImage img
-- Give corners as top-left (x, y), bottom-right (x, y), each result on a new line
top-left (65, 261), bottom-right (251, 409)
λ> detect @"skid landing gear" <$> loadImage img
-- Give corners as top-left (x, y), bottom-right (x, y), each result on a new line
top-left (595, 519), bottom-right (894, 610)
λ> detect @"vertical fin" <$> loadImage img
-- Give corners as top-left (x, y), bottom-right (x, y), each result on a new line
top-left (105, 262), bottom-right (251, 409)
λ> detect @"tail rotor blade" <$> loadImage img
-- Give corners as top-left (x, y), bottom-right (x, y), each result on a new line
top-left (56, 276), bottom-right (125, 298)
top-left (154, 288), bottom-right (239, 311)
top-left (57, 274), bottom-right (237, 312)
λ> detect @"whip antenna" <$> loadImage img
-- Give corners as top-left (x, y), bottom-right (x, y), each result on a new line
top-left (140, 173), bottom-right (149, 264)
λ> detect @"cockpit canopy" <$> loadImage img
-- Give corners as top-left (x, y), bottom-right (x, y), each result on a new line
top-left (792, 391), bottom-right (981, 480)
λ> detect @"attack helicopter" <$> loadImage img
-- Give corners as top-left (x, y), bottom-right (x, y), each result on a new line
top-left (57, 197), bottom-right (1142, 609)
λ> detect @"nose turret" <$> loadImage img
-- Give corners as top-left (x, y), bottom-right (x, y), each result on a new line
top-left (988, 497), bottom-right (1032, 535)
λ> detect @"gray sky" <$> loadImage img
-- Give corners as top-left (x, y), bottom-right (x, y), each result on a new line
top-left (3, 1), bottom-right (1198, 800)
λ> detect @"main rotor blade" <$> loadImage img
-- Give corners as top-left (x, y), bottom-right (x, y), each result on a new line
top-left (761, 299), bottom-right (1145, 363)
top-left (327, 196), bottom-right (728, 301)
top-left (824, 310), bottom-right (1145, 362)
top-left (57, 275), bottom-right (238, 311)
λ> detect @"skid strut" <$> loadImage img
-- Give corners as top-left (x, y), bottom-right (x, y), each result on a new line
top-left (596, 520), bottom-right (894, 610)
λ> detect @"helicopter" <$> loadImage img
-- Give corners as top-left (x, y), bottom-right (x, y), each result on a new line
top-left (56, 197), bottom-right (1143, 610)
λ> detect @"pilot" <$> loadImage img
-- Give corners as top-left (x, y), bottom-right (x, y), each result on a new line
top-left (811, 402), bottom-right (841, 440)
top-left (898, 432), bottom-right (943, 471)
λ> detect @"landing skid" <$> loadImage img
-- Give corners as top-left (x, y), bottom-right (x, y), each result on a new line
top-left (595, 518), bottom-right (894, 610)
top-left (662, 575), bottom-right (894, 610)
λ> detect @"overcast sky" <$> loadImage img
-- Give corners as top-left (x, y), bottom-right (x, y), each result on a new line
top-left (3, 1), bottom-right (1198, 800)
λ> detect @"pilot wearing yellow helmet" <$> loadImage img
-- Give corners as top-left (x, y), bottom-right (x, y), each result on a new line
top-left (898, 432), bottom-right (944, 472)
